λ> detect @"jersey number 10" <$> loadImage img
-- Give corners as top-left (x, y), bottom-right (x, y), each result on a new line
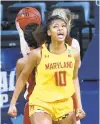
top-left (54, 71), bottom-right (66, 86)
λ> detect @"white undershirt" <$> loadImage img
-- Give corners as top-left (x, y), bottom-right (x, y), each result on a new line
top-left (71, 38), bottom-right (80, 52)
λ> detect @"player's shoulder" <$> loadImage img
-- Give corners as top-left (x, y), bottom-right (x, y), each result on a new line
top-left (17, 56), bottom-right (28, 66)
top-left (72, 47), bottom-right (80, 60)
top-left (71, 38), bottom-right (80, 52)
top-left (29, 47), bottom-right (42, 61)
top-left (72, 38), bottom-right (79, 43)
top-left (30, 47), bottom-right (41, 55)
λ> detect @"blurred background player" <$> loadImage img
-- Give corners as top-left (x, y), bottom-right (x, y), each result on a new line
top-left (8, 7), bottom-right (45, 124)
top-left (16, 7), bottom-right (42, 56)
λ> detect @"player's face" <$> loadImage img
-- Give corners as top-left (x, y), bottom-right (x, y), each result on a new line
top-left (47, 19), bottom-right (67, 43)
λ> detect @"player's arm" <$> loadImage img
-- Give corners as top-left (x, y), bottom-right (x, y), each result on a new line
top-left (16, 59), bottom-right (24, 80)
top-left (8, 59), bottom-right (26, 117)
top-left (73, 49), bottom-right (86, 119)
top-left (16, 22), bottom-right (30, 56)
top-left (8, 49), bottom-right (41, 119)
top-left (16, 59), bottom-right (27, 92)
top-left (73, 49), bottom-right (82, 108)
top-left (9, 59), bottom-right (24, 106)
top-left (10, 49), bottom-right (40, 106)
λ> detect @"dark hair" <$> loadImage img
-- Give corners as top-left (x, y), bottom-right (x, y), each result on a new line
top-left (24, 23), bottom-right (46, 48)
top-left (23, 23), bottom-right (39, 48)
top-left (33, 24), bottom-right (46, 46)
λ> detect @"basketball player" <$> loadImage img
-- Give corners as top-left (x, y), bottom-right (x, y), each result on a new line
top-left (46, 8), bottom-right (85, 124)
top-left (8, 7), bottom-right (85, 124)
top-left (49, 8), bottom-right (84, 124)
top-left (8, 8), bottom-right (86, 124)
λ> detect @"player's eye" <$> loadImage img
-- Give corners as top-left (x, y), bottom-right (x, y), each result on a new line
top-left (62, 24), bottom-right (66, 27)
top-left (53, 25), bottom-right (58, 28)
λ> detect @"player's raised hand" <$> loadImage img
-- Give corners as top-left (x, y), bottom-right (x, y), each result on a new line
top-left (15, 21), bottom-right (30, 56)
top-left (15, 21), bottom-right (24, 37)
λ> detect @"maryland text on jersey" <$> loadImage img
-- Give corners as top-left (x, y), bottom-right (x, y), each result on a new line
top-left (45, 61), bottom-right (73, 70)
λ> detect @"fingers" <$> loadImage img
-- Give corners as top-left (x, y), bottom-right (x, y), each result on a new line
top-left (8, 106), bottom-right (17, 118)
top-left (79, 111), bottom-right (86, 119)
top-left (8, 111), bottom-right (17, 118)
top-left (15, 21), bottom-right (20, 30)
top-left (16, 21), bottom-right (19, 26)
top-left (15, 21), bottom-right (23, 33)
top-left (76, 109), bottom-right (86, 120)
top-left (8, 110), bottom-right (17, 118)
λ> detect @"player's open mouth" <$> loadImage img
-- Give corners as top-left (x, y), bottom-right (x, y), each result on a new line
top-left (57, 33), bottom-right (64, 39)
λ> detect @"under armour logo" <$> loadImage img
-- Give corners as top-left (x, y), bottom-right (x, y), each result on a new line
top-left (45, 55), bottom-right (49, 58)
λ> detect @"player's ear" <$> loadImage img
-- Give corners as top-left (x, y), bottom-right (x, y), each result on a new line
top-left (47, 30), bottom-right (51, 36)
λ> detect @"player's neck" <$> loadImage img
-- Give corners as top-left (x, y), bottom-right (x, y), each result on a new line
top-left (30, 47), bottom-right (35, 51)
top-left (50, 42), bottom-right (66, 54)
